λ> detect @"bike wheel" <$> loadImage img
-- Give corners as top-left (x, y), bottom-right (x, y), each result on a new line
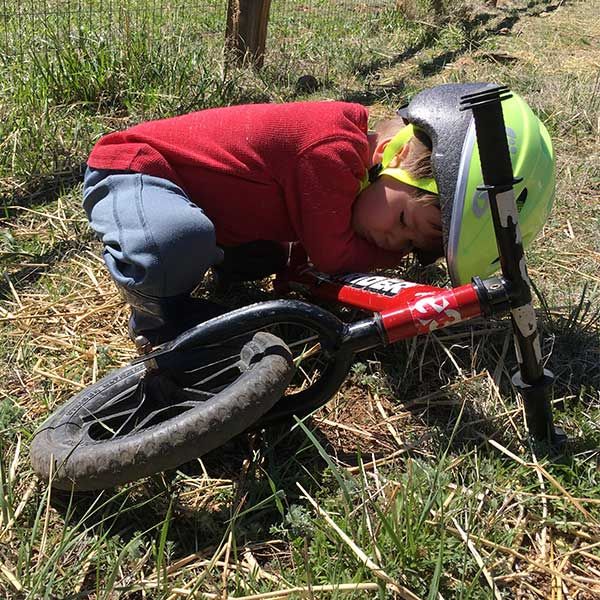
top-left (256, 320), bottom-right (355, 425)
top-left (31, 332), bottom-right (294, 491)
top-left (148, 300), bottom-right (356, 426)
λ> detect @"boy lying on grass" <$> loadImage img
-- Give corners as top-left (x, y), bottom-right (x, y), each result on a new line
top-left (83, 100), bottom-right (442, 349)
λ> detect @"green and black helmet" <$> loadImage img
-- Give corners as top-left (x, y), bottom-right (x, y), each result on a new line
top-left (382, 82), bottom-right (555, 285)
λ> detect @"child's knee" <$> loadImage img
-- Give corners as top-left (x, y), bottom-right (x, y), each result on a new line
top-left (82, 169), bottom-right (222, 296)
top-left (150, 205), bottom-right (222, 294)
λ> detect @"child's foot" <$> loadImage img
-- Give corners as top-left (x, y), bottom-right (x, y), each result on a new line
top-left (119, 287), bottom-right (227, 353)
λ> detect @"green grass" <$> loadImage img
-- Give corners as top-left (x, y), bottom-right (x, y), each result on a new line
top-left (1, 0), bottom-right (599, 598)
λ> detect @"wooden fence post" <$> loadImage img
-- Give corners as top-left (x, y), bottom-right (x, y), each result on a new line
top-left (225, 0), bottom-right (272, 69)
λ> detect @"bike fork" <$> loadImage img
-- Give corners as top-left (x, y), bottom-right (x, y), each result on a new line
top-left (460, 86), bottom-right (566, 446)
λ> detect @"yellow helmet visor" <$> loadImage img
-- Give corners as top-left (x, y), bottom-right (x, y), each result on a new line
top-left (379, 166), bottom-right (438, 194)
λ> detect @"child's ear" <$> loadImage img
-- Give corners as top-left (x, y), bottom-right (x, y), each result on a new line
top-left (372, 136), bottom-right (390, 164)
top-left (387, 144), bottom-right (410, 168)
top-left (373, 137), bottom-right (410, 166)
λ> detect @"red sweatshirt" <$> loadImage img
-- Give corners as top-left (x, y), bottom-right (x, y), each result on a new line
top-left (88, 101), bottom-right (406, 273)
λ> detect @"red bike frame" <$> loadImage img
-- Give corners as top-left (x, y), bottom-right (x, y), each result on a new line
top-left (275, 265), bottom-right (483, 343)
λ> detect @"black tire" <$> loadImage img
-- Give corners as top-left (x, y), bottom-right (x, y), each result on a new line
top-left (238, 321), bottom-right (355, 426)
top-left (257, 339), bottom-right (354, 426)
top-left (30, 332), bottom-right (294, 491)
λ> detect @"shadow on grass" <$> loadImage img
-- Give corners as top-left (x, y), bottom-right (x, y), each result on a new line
top-left (0, 163), bottom-right (86, 214)
top-left (0, 239), bottom-right (90, 302)
top-left (48, 421), bottom-right (336, 560)
top-left (371, 313), bottom-right (599, 456)
top-left (341, 0), bottom-right (566, 106)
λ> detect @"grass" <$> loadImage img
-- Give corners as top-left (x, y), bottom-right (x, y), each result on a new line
top-left (1, 0), bottom-right (599, 598)
top-left (0, 0), bottom-right (432, 195)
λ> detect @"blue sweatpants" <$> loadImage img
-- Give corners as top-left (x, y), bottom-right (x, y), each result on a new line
top-left (82, 168), bottom-right (224, 297)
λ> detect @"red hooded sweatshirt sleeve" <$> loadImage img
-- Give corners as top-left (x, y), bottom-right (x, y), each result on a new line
top-left (87, 101), bottom-right (406, 273)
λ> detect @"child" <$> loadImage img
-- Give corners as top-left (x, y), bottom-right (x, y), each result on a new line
top-left (83, 101), bottom-right (442, 348)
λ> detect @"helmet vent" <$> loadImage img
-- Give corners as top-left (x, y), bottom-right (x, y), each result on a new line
top-left (516, 188), bottom-right (528, 212)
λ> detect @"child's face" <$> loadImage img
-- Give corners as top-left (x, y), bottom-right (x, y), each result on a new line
top-left (352, 176), bottom-right (442, 254)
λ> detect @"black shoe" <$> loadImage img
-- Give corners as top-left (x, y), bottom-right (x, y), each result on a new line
top-left (118, 287), bottom-right (227, 352)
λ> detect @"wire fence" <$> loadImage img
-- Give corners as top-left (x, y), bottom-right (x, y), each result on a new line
top-left (0, 1), bottom-right (226, 63)
top-left (0, 0), bottom-right (405, 77)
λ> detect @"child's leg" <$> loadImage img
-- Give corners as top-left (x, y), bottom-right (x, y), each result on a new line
top-left (83, 167), bottom-right (225, 347)
top-left (83, 167), bottom-right (223, 297)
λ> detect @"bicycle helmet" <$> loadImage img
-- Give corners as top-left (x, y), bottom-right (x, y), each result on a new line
top-left (380, 82), bottom-right (555, 285)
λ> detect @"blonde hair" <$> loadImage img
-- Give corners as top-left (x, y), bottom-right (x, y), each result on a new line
top-left (375, 117), bottom-right (439, 208)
